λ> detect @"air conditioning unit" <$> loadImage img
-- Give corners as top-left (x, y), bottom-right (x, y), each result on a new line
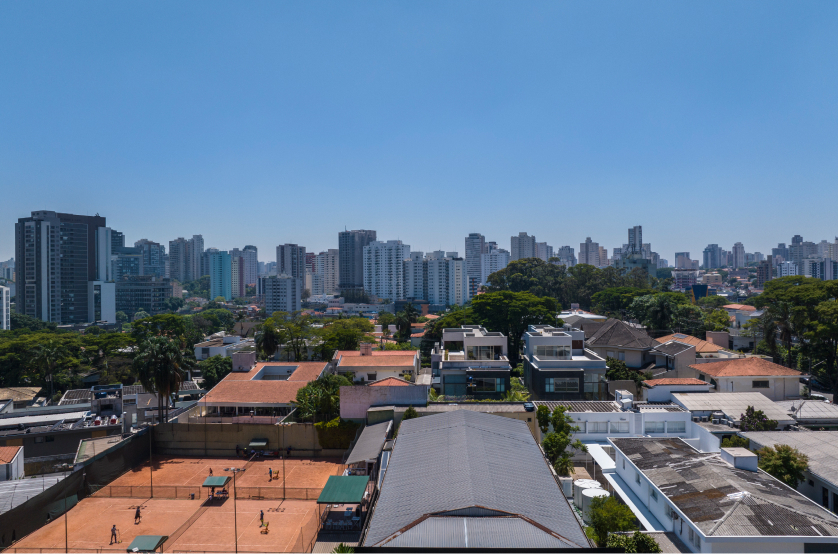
top-left (712, 419), bottom-right (720, 424)
top-left (701, 416), bottom-right (709, 422)
top-left (692, 417), bottom-right (700, 423)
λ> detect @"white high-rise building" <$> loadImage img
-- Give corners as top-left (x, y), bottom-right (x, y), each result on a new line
top-left (169, 237), bottom-right (189, 283)
top-left (363, 240), bottom-right (410, 301)
top-left (427, 254), bottom-right (467, 306)
top-left (481, 249), bottom-right (510, 284)
top-left (315, 249), bottom-right (339, 295)
top-left (1, 285), bottom-right (10, 330)
top-left (556, 246), bottom-right (576, 267)
top-left (403, 251), bottom-right (427, 300)
top-left (778, 261), bottom-right (798, 277)
top-left (535, 242), bottom-right (553, 262)
top-left (511, 232), bottom-right (537, 261)
top-left (579, 238), bottom-right (600, 267)
top-left (732, 242), bottom-right (746, 269)
top-left (262, 274), bottom-right (301, 315)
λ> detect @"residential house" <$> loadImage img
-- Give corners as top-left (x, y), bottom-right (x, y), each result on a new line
top-left (649, 340), bottom-right (696, 372)
top-left (775, 400), bottom-right (838, 430)
top-left (197, 358), bottom-right (328, 419)
top-left (332, 344), bottom-right (419, 384)
top-left (521, 324), bottom-right (607, 400)
top-left (584, 319), bottom-right (658, 368)
top-left (430, 326), bottom-right (511, 399)
top-left (194, 333), bottom-right (255, 361)
top-left (0, 446), bottom-right (24, 481)
top-left (339, 377), bottom-right (429, 421)
top-left (691, 357), bottom-right (801, 400)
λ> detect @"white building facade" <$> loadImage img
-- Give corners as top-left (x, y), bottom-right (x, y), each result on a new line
top-left (363, 240), bottom-right (410, 301)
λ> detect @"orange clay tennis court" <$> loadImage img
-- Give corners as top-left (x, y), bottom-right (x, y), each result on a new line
top-left (9, 497), bottom-right (199, 552)
top-left (10, 496), bottom-right (323, 553)
top-left (102, 456), bottom-right (344, 495)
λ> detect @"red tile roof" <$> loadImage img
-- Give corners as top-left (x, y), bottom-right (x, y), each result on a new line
top-left (368, 377), bottom-right (413, 387)
top-left (336, 350), bottom-right (416, 357)
top-left (200, 362), bottom-right (327, 405)
top-left (337, 353), bottom-right (417, 367)
top-left (0, 446), bottom-right (21, 464)
top-left (656, 334), bottom-right (723, 354)
top-left (723, 304), bottom-right (756, 311)
top-left (644, 378), bottom-right (710, 387)
top-left (690, 357), bottom-right (801, 377)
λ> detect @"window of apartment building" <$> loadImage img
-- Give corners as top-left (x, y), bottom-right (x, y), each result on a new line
top-left (366, 373), bottom-right (377, 381)
top-left (575, 421), bottom-right (586, 433)
top-left (535, 345), bottom-right (570, 359)
top-left (649, 485), bottom-right (658, 502)
top-left (664, 504), bottom-right (672, 519)
top-left (584, 372), bottom-right (601, 393)
top-left (610, 421), bottom-right (629, 434)
top-left (618, 352), bottom-right (625, 361)
top-left (589, 421), bottom-right (608, 433)
top-left (473, 377), bottom-right (504, 393)
top-left (645, 421), bottom-right (665, 434)
top-left (667, 421), bottom-right (686, 433)
top-left (607, 351), bottom-right (615, 358)
top-left (635, 471), bottom-right (641, 484)
top-left (752, 380), bottom-right (770, 388)
top-left (545, 377), bottom-right (579, 393)
top-left (622, 457), bottom-right (625, 470)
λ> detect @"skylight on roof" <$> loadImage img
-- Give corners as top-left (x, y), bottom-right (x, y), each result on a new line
top-left (674, 333), bottom-right (688, 339)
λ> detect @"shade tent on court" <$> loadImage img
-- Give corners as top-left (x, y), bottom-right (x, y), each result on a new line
top-left (248, 438), bottom-right (268, 448)
top-left (201, 476), bottom-right (230, 488)
top-left (126, 535), bottom-right (167, 553)
top-left (317, 475), bottom-right (369, 504)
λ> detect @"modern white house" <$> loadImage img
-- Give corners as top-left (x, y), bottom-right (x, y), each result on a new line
top-left (333, 344), bottom-right (419, 384)
top-left (1, 285), bottom-right (10, 330)
top-left (743, 431), bottom-right (838, 514)
top-left (609, 437), bottom-right (838, 553)
top-left (431, 326), bottom-right (511, 399)
top-left (521, 324), bottom-right (608, 400)
top-left (691, 357), bottom-right (802, 401)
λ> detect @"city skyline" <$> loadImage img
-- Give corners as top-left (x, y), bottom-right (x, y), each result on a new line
top-left (3, 3), bottom-right (838, 262)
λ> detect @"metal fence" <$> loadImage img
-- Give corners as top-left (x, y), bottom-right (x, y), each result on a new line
top-left (91, 485), bottom-right (324, 501)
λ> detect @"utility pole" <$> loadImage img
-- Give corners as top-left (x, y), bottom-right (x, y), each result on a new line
top-left (232, 468), bottom-right (242, 553)
top-left (64, 492), bottom-right (68, 553)
top-left (149, 427), bottom-right (153, 499)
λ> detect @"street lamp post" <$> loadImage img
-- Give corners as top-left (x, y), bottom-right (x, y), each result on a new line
top-left (231, 467), bottom-right (243, 553)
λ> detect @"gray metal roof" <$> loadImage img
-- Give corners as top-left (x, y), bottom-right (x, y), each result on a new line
top-left (775, 400), bottom-right (838, 422)
top-left (652, 341), bottom-right (694, 357)
top-left (363, 410), bottom-right (589, 548)
top-left (533, 400), bottom-right (621, 413)
top-left (672, 392), bottom-right (794, 424)
top-left (380, 516), bottom-right (576, 548)
top-left (345, 421), bottom-right (390, 465)
top-left (743, 431), bottom-right (838, 488)
top-left (412, 402), bottom-right (526, 414)
top-left (612, 437), bottom-right (838, 537)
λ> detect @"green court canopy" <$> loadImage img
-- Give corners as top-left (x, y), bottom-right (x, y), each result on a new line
top-left (317, 475), bottom-right (369, 504)
top-left (202, 476), bottom-right (230, 487)
top-left (249, 438), bottom-right (268, 448)
top-left (126, 535), bottom-right (167, 552)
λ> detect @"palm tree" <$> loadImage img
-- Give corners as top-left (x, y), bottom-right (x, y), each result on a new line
top-left (235, 311), bottom-right (247, 336)
top-left (31, 340), bottom-right (68, 400)
top-left (134, 336), bottom-right (187, 423)
top-left (402, 302), bottom-right (419, 324)
top-left (255, 323), bottom-right (282, 361)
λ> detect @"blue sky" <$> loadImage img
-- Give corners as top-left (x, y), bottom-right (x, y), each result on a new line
top-left (2, 1), bottom-right (837, 264)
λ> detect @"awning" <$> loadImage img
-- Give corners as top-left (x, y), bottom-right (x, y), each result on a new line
top-left (202, 476), bottom-right (230, 488)
top-left (126, 535), bottom-right (167, 553)
top-left (317, 475), bottom-right (369, 504)
top-left (249, 438), bottom-right (268, 448)
top-left (345, 421), bottom-right (390, 466)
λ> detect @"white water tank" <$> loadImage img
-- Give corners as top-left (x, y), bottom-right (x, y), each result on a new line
top-left (581, 489), bottom-right (610, 523)
top-left (573, 479), bottom-right (601, 507)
